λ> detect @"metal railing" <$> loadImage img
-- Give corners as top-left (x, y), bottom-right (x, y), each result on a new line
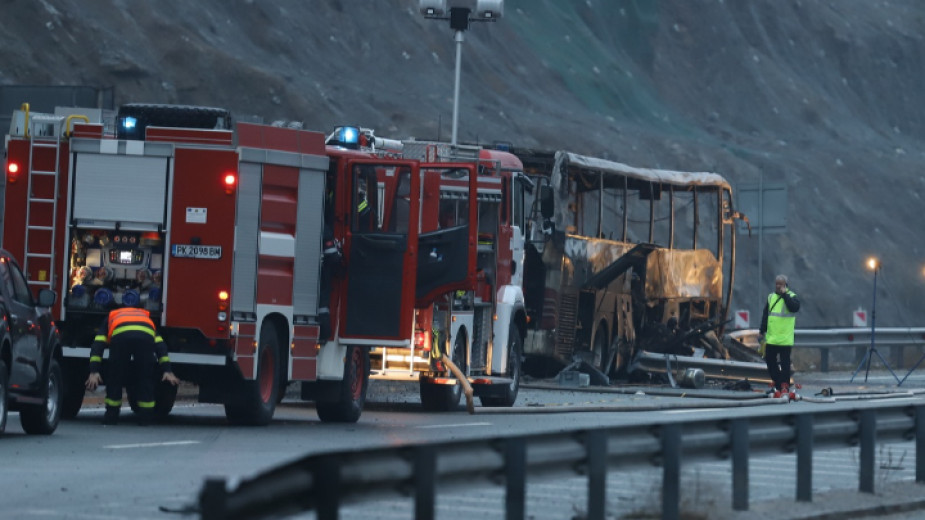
top-left (199, 399), bottom-right (925, 520)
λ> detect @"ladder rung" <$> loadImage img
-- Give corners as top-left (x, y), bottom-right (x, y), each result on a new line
top-left (27, 280), bottom-right (51, 286)
top-left (29, 198), bottom-right (55, 204)
top-left (32, 142), bottom-right (60, 148)
top-left (30, 170), bottom-right (57, 176)
top-left (27, 225), bottom-right (54, 231)
top-left (26, 253), bottom-right (53, 259)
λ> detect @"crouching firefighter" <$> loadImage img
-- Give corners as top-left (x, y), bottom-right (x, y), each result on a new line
top-left (85, 306), bottom-right (181, 425)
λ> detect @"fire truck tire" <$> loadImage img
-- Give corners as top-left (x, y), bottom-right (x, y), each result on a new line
top-left (224, 325), bottom-right (280, 426)
top-left (420, 332), bottom-right (466, 411)
top-left (0, 360), bottom-right (8, 433)
top-left (20, 358), bottom-right (62, 435)
top-left (60, 361), bottom-right (86, 419)
top-left (480, 324), bottom-right (522, 407)
top-left (315, 345), bottom-right (369, 423)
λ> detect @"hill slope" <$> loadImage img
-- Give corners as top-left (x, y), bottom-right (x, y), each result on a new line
top-left (2, 0), bottom-right (924, 326)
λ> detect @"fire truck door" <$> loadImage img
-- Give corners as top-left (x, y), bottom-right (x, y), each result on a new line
top-left (341, 161), bottom-right (420, 342)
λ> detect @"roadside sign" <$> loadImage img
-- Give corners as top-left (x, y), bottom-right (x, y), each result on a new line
top-left (734, 309), bottom-right (749, 329)
top-left (853, 308), bottom-right (868, 327)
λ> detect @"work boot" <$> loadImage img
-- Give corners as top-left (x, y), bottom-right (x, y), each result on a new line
top-left (136, 410), bottom-right (154, 427)
top-left (781, 382), bottom-right (793, 400)
top-left (102, 406), bottom-right (120, 425)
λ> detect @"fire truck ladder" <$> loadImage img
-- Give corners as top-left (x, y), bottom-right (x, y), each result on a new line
top-left (23, 115), bottom-right (65, 292)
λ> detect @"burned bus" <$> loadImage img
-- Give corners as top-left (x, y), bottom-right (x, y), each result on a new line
top-left (518, 150), bottom-right (749, 378)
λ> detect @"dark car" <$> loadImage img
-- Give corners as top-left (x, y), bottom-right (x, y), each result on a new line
top-left (0, 249), bottom-right (61, 434)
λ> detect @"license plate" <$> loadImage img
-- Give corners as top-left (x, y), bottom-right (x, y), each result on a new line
top-left (171, 244), bottom-right (222, 259)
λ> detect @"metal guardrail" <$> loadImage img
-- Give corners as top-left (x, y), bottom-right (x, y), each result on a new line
top-left (199, 399), bottom-right (925, 520)
top-left (731, 328), bottom-right (925, 372)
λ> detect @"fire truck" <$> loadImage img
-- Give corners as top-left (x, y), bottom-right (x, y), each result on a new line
top-left (322, 131), bottom-right (529, 411)
top-left (3, 103), bottom-right (452, 425)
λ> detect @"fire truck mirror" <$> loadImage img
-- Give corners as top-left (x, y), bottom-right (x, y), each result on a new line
top-left (539, 185), bottom-right (554, 220)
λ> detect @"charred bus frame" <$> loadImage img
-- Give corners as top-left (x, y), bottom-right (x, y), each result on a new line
top-left (519, 150), bottom-right (746, 377)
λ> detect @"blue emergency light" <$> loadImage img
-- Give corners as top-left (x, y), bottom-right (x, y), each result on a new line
top-left (327, 126), bottom-right (361, 149)
top-left (122, 116), bottom-right (137, 130)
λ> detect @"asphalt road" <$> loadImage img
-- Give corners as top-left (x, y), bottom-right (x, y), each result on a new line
top-left (0, 370), bottom-right (923, 519)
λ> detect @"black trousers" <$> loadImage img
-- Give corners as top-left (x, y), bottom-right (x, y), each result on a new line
top-left (764, 344), bottom-right (793, 389)
top-left (106, 330), bottom-right (157, 408)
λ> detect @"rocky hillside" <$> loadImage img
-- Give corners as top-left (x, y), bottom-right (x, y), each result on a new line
top-left (2, 0), bottom-right (924, 327)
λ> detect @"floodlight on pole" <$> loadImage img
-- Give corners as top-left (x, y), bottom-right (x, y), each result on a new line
top-left (420, 0), bottom-right (504, 146)
top-left (850, 256), bottom-right (901, 384)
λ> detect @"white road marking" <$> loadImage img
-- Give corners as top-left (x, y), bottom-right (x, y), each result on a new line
top-left (661, 408), bottom-right (723, 414)
top-left (103, 440), bottom-right (201, 449)
top-left (415, 422), bottom-right (493, 429)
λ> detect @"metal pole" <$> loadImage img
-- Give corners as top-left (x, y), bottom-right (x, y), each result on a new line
top-left (865, 268), bottom-right (877, 382)
top-left (452, 29), bottom-right (464, 146)
top-left (757, 173), bottom-right (763, 312)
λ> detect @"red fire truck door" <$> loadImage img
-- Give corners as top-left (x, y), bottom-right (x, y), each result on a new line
top-left (340, 160), bottom-right (421, 343)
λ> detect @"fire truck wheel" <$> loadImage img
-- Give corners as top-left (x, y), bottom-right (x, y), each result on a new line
top-left (315, 345), bottom-right (369, 423)
top-left (60, 361), bottom-right (86, 419)
top-left (224, 325), bottom-right (280, 426)
top-left (480, 324), bottom-right (522, 407)
top-left (20, 358), bottom-right (62, 435)
top-left (420, 332), bottom-right (467, 412)
top-left (0, 360), bottom-right (8, 433)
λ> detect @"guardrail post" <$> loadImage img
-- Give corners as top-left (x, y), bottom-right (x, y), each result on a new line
top-left (586, 430), bottom-right (607, 520)
top-left (504, 438), bottom-right (527, 520)
top-left (414, 445), bottom-right (437, 520)
top-left (820, 348), bottom-right (829, 372)
top-left (199, 477), bottom-right (227, 520)
top-left (314, 455), bottom-right (342, 520)
top-left (859, 410), bottom-right (876, 493)
top-left (731, 419), bottom-right (749, 511)
top-left (796, 414), bottom-right (813, 502)
top-left (662, 424), bottom-right (681, 520)
top-left (917, 406), bottom-right (924, 483)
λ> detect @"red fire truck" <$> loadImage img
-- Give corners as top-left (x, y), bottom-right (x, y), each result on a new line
top-left (2, 103), bottom-right (472, 425)
top-left (329, 135), bottom-right (530, 411)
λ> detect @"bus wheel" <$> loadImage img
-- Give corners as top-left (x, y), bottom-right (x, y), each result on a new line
top-left (591, 323), bottom-right (610, 374)
top-left (316, 345), bottom-right (369, 423)
top-left (420, 332), bottom-right (466, 411)
top-left (480, 324), bottom-right (522, 407)
top-left (224, 325), bottom-right (280, 426)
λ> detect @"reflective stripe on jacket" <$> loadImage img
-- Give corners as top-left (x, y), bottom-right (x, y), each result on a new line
top-left (766, 291), bottom-right (797, 346)
top-left (107, 308), bottom-right (156, 341)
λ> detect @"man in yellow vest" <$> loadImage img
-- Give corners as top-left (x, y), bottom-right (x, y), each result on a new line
top-left (759, 274), bottom-right (801, 398)
top-left (85, 306), bottom-right (180, 425)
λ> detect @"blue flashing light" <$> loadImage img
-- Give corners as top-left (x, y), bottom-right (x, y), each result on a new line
top-left (122, 116), bottom-right (137, 130)
top-left (339, 126), bottom-right (359, 145)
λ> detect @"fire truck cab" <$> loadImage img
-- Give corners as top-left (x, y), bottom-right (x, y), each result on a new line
top-left (333, 134), bottom-right (531, 411)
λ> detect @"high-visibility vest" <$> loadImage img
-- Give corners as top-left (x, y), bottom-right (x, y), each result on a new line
top-left (107, 307), bottom-right (156, 341)
top-left (766, 291), bottom-right (797, 346)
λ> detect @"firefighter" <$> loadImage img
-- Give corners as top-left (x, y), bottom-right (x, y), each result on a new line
top-left (85, 306), bottom-right (180, 425)
top-left (759, 274), bottom-right (801, 397)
